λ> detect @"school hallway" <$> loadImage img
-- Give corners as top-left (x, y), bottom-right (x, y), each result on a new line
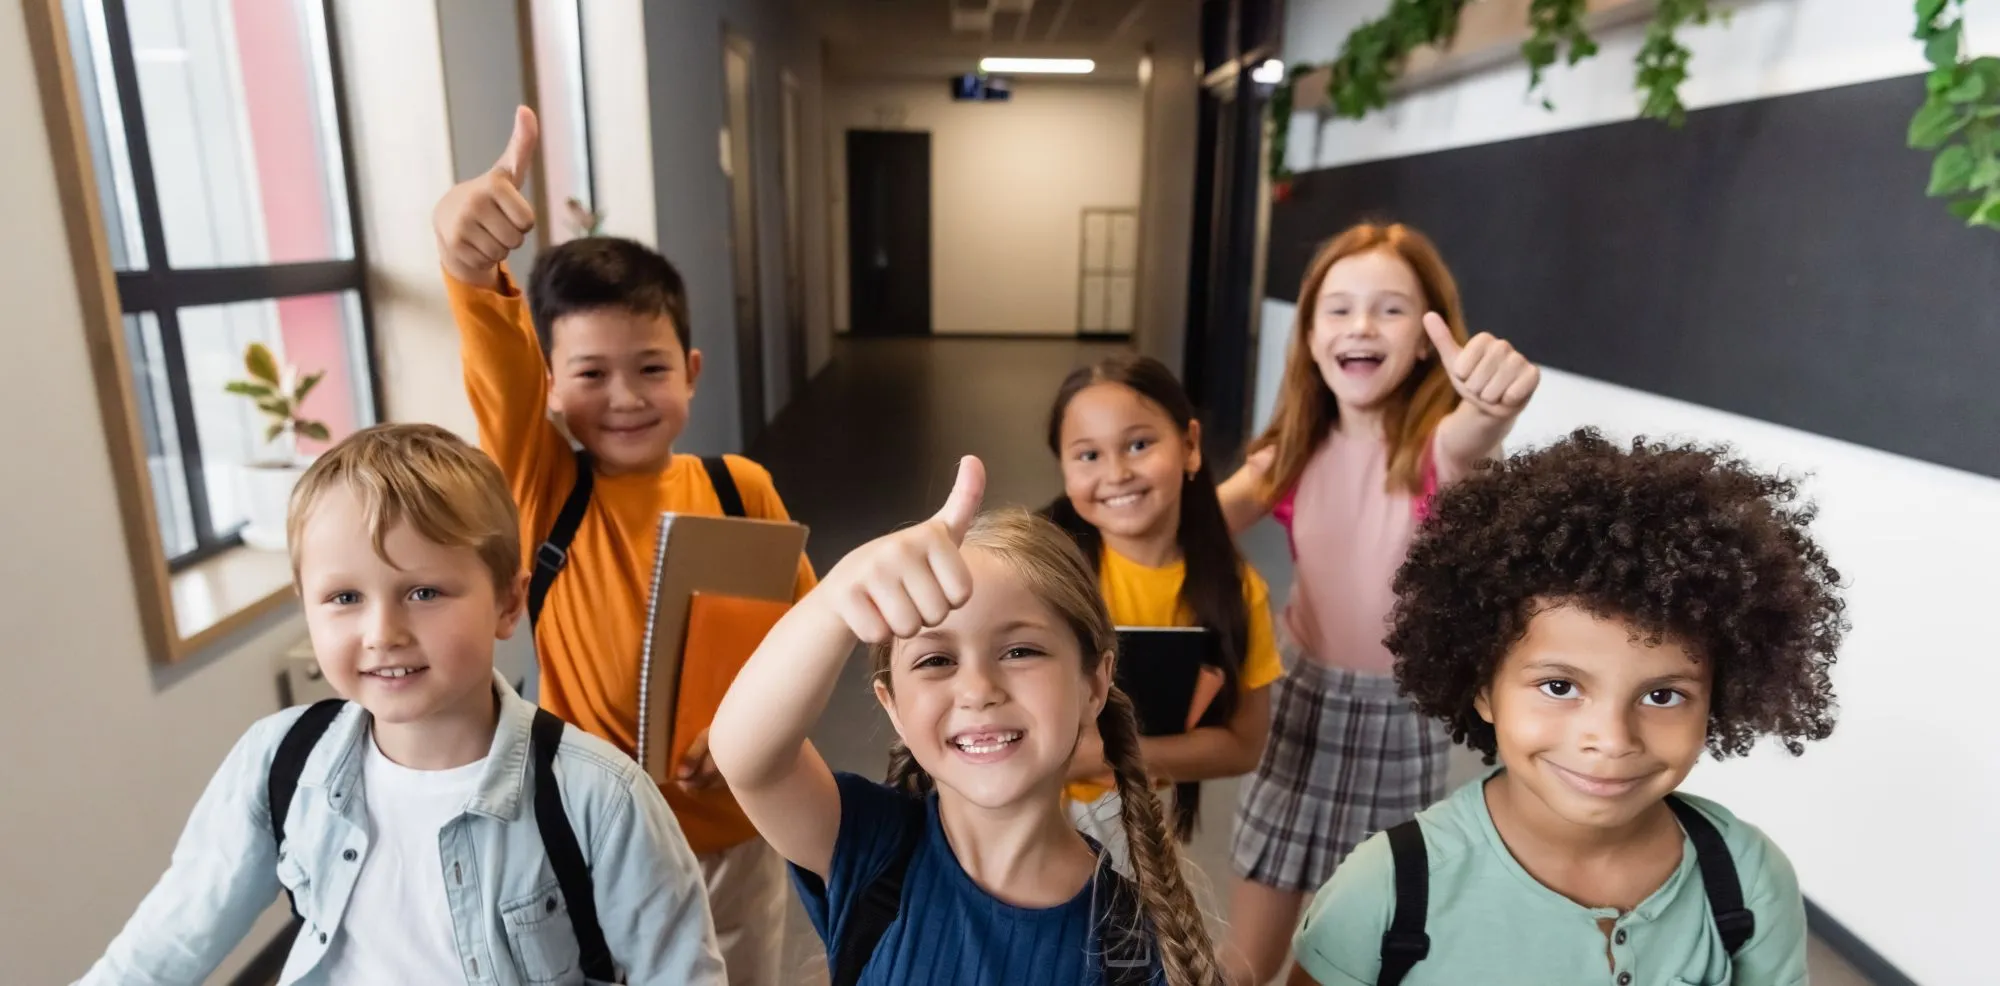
top-left (750, 336), bottom-right (1878, 986)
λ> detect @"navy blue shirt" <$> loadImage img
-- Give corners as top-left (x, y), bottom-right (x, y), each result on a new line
top-left (791, 772), bottom-right (1167, 986)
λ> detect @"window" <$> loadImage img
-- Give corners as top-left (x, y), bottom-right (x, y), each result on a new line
top-left (61, 0), bottom-right (378, 571)
top-left (528, 0), bottom-right (596, 242)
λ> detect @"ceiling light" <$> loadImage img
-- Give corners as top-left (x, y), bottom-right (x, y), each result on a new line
top-left (1251, 58), bottom-right (1285, 85)
top-left (979, 57), bottom-right (1095, 74)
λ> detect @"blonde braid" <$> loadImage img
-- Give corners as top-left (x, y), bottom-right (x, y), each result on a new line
top-left (1098, 687), bottom-right (1223, 985)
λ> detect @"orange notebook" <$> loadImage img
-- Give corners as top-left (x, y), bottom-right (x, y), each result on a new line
top-left (659, 592), bottom-right (791, 854)
top-left (636, 512), bottom-right (807, 784)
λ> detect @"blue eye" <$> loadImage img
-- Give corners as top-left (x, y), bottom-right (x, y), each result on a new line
top-left (329, 591), bottom-right (360, 606)
top-left (409, 587), bottom-right (442, 602)
top-left (1537, 680), bottom-right (1579, 700)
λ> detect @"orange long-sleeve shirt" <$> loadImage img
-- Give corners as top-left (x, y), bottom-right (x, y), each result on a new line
top-left (448, 267), bottom-right (815, 852)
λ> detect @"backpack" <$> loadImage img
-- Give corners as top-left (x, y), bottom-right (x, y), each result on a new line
top-left (528, 449), bottom-right (746, 628)
top-left (266, 701), bottom-right (619, 982)
top-left (829, 798), bottom-right (1154, 986)
top-left (1375, 794), bottom-right (1756, 986)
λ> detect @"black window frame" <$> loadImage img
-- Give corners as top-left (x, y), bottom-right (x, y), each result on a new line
top-left (77, 0), bottom-right (386, 568)
top-left (81, 0), bottom-right (382, 571)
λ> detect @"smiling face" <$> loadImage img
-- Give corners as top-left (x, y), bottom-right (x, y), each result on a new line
top-left (1308, 247), bottom-right (1433, 413)
top-left (1056, 381), bottom-right (1200, 559)
top-left (545, 309), bottom-right (701, 475)
top-left (1476, 604), bottom-right (1713, 832)
top-left (296, 482), bottom-right (527, 728)
top-left (872, 548), bottom-right (1113, 811)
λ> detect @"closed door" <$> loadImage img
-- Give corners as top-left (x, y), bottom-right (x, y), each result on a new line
top-left (846, 130), bottom-right (931, 336)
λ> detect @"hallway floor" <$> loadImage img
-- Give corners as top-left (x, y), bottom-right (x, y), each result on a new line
top-left (754, 337), bottom-right (1874, 985)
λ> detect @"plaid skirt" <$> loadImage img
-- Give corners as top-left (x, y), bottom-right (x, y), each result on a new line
top-left (1230, 658), bottom-right (1449, 891)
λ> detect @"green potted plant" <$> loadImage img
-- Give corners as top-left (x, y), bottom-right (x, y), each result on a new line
top-left (224, 342), bottom-right (329, 551)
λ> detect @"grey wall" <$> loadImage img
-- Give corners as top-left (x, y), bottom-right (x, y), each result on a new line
top-left (644, 0), bottom-right (828, 455)
top-left (436, 0), bottom-right (535, 274)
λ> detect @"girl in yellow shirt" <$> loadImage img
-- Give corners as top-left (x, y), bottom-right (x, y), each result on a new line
top-left (1044, 354), bottom-right (1283, 863)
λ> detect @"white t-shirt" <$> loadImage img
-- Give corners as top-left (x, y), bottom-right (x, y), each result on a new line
top-left (320, 733), bottom-right (487, 985)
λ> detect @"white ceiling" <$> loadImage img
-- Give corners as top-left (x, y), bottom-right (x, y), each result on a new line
top-left (815, 0), bottom-right (1172, 82)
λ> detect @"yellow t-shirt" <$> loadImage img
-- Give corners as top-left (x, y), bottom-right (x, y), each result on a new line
top-left (1068, 547), bottom-right (1285, 803)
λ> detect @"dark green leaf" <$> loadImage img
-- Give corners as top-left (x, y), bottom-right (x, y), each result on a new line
top-left (1909, 101), bottom-right (1966, 148)
top-left (244, 343), bottom-right (281, 386)
top-left (1930, 144), bottom-right (1975, 195)
top-left (255, 398), bottom-right (292, 418)
top-left (295, 370), bottom-right (325, 403)
top-left (1926, 23), bottom-right (1962, 69)
top-left (1929, 66), bottom-right (1958, 94)
top-left (1974, 194), bottom-right (2000, 227)
top-left (224, 380), bottom-right (274, 399)
top-left (1949, 197), bottom-right (1982, 221)
top-left (1973, 56), bottom-right (2000, 89)
top-left (295, 420), bottom-right (331, 442)
top-left (1918, 0), bottom-right (1949, 25)
top-left (1947, 72), bottom-right (1986, 102)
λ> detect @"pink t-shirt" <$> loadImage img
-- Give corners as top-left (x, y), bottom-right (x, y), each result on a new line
top-left (1277, 430), bottom-right (1460, 675)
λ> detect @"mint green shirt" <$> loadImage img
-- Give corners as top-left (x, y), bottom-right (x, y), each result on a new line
top-left (1293, 769), bottom-right (1807, 986)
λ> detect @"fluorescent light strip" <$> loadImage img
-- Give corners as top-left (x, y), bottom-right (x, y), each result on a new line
top-left (979, 57), bottom-right (1095, 75)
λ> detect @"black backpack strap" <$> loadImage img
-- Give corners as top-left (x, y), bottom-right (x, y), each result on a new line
top-left (701, 455), bottom-right (747, 518)
top-left (829, 797), bottom-right (926, 986)
top-left (266, 699), bottom-right (345, 918)
top-left (1378, 820), bottom-right (1432, 986)
top-left (531, 709), bottom-right (616, 982)
top-left (1097, 870), bottom-right (1154, 986)
top-left (1666, 794), bottom-right (1755, 955)
top-left (529, 448), bottom-right (595, 630)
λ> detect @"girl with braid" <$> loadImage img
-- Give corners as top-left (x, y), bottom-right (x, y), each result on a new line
top-left (711, 457), bottom-right (1221, 986)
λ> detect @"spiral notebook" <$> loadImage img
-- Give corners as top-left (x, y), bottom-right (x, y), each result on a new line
top-left (635, 512), bottom-right (808, 783)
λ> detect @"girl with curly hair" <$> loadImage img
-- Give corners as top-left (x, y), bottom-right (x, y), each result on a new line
top-left (1289, 429), bottom-right (1845, 986)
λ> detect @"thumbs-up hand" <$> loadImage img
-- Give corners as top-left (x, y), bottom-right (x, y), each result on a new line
top-left (823, 456), bottom-right (986, 644)
top-left (1424, 312), bottom-right (1540, 419)
top-left (433, 106), bottom-right (540, 289)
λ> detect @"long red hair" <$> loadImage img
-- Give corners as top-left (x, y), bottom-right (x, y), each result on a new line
top-left (1253, 222), bottom-right (1467, 499)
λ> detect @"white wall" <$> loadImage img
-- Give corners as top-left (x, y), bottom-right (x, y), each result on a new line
top-left (1261, 5), bottom-right (2000, 977)
top-left (0, 4), bottom-right (302, 978)
top-left (827, 80), bottom-right (1145, 337)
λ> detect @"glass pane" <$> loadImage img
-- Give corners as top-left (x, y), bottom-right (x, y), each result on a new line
top-left (62, 0), bottom-right (147, 270)
top-left (531, 0), bottom-right (593, 243)
top-left (124, 313), bottom-right (195, 556)
top-left (125, 0), bottom-right (354, 267)
top-left (177, 292), bottom-right (374, 537)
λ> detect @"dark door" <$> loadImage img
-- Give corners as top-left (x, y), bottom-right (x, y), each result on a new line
top-left (846, 130), bottom-right (932, 336)
top-left (1183, 0), bottom-right (1275, 465)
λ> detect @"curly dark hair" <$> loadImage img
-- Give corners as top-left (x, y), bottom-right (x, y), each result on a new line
top-left (1387, 428), bottom-right (1845, 762)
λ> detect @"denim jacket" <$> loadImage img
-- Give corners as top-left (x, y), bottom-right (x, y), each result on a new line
top-left (76, 673), bottom-right (725, 985)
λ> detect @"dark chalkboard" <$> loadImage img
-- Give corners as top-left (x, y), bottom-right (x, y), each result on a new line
top-left (1265, 73), bottom-right (2000, 480)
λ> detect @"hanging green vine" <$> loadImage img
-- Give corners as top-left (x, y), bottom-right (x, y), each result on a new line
top-left (1267, 0), bottom-right (1991, 229)
top-left (1524, 0), bottom-right (1596, 108)
top-left (1911, 0), bottom-right (2000, 228)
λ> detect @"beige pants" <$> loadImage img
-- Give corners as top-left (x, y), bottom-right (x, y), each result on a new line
top-left (698, 837), bottom-right (789, 986)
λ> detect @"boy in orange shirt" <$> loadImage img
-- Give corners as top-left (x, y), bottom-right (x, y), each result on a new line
top-left (432, 106), bottom-right (813, 986)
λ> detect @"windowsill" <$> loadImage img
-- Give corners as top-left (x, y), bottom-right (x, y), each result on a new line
top-left (170, 544), bottom-right (296, 653)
